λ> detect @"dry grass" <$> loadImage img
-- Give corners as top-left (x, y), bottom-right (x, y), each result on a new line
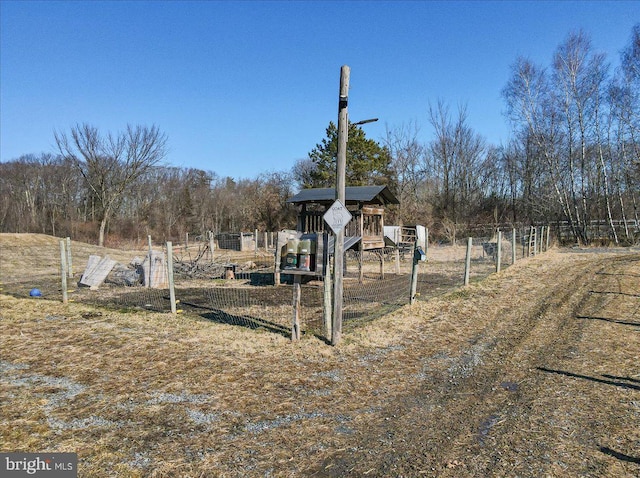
top-left (1, 234), bottom-right (639, 477)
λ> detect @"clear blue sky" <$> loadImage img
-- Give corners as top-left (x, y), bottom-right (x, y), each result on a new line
top-left (1, 1), bottom-right (638, 180)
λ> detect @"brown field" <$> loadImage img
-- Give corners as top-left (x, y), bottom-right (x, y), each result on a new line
top-left (1, 233), bottom-right (639, 477)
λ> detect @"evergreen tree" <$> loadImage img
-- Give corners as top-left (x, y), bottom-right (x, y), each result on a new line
top-left (304, 121), bottom-right (393, 188)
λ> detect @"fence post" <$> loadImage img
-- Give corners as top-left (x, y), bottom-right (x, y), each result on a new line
top-left (209, 231), bottom-right (215, 260)
top-left (539, 226), bottom-right (545, 253)
top-left (292, 275), bottom-right (301, 341)
top-left (65, 237), bottom-right (73, 278)
top-left (546, 226), bottom-right (551, 251)
top-left (512, 228), bottom-right (517, 265)
top-left (146, 237), bottom-right (153, 288)
top-left (409, 244), bottom-right (420, 304)
top-left (254, 229), bottom-right (259, 254)
top-left (425, 227), bottom-right (429, 256)
top-left (166, 241), bottom-right (177, 314)
top-left (59, 240), bottom-right (68, 304)
top-left (274, 234), bottom-right (282, 286)
top-left (464, 237), bottom-right (472, 286)
top-left (496, 230), bottom-right (502, 273)
top-left (322, 232), bottom-right (332, 340)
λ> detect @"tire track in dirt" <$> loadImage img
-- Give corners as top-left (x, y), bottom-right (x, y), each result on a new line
top-left (309, 253), bottom-right (628, 477)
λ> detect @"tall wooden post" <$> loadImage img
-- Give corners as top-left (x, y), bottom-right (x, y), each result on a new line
top-left (512, 228), bottom-right (517, 265)
top-left (322, 232), bottom-right (332, 339)
top-left (332, 65), bottom-right (350, 346)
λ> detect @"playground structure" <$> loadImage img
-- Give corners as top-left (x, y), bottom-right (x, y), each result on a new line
top-left (288, 185), bottom-right (399, 249)
top-left (283, 186), bottom-right (416, 282)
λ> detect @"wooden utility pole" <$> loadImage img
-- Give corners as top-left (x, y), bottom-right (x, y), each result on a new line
top-left (332, 65), bottom-right (350, 346)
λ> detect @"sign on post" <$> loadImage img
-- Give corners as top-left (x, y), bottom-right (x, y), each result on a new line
top-left (323, 200), bottom-right (352, 234)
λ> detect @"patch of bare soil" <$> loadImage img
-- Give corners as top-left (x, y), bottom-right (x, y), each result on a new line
top-left (1, 234), bottom-right (638, 477)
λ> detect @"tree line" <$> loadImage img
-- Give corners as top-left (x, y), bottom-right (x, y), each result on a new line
top-left (1, 26), bottom-right (638, 246)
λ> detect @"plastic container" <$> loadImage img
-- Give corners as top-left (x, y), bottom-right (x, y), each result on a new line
top-left (284, 238), bottom-right (299, 269)
top-left (298, 239), bottom-right (312, 271)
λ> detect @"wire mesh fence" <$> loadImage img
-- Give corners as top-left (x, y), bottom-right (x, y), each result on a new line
top-left (0, 226), bottom-right (552, 341)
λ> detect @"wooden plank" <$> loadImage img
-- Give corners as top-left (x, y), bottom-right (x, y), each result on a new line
top-left (142, 251), bottom-right (168, 288)
top-left (79, 255), bottom-right (117, 289)
top-left (362, 206), bottom-right (384, 215)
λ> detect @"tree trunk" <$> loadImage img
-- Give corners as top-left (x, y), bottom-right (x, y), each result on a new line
top-left (98, 217), bottom-right (107, 247)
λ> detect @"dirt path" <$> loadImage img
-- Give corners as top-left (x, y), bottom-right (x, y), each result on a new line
top-left (309, 251), bottom-right (640, 477)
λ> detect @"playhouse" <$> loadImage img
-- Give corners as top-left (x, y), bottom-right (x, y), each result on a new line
top-left (276, 186), bottom-right (400, 277)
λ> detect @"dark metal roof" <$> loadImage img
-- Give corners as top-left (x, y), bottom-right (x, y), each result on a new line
top-left (287, 186), bottom-right (399, 205)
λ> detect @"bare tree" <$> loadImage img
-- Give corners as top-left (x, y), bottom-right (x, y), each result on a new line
top-left (503, 56), bottom-right (581, 236)
top-left (426, 100), bottom-right (488, 231)
top-left (384, 121), bottom-right (428, 225)
top-left (55, 124), bottom-right (167, 246)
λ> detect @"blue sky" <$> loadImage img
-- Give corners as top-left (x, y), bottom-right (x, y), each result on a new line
top-left (1, 1), bottom-right (638, 180)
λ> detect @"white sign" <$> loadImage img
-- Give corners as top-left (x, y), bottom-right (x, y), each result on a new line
top-left (323, 199), bottom-right (352, 234)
